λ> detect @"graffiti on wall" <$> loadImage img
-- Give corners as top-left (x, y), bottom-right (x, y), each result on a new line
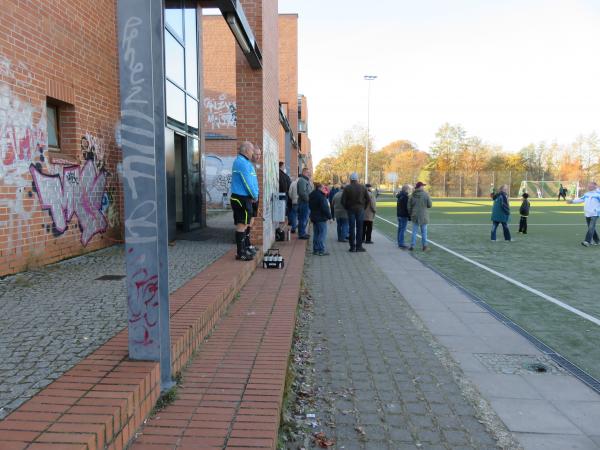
top-left (81, 133), bottom-right (107, 172)
top-left (205, 154), bottom-right (234, 205)
top-left (204, 94), bottom-right (236, 129)
top-left (30, 160), bottom-right (108, 245)
top-left (262, 130), bottom-right (279, 250)
top-left (0, 64), bottom-right (48, 255)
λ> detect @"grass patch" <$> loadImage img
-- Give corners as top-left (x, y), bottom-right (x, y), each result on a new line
top-left (375, 195), bottom-right (600, 380)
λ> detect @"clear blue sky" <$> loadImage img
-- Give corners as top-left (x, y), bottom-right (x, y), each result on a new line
top-left (278, 0), bottom-right (600, 164)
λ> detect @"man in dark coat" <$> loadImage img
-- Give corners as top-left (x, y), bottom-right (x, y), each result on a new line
top-left (396, 184), bottom-right (411, 248)
top-left (308, 183), bottom-right (332, 255)
top-left (341, 172), bottom-right (371, 252)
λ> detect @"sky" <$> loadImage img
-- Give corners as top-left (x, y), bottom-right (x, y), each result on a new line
top-left (278, 0), bottom-right (600, 165)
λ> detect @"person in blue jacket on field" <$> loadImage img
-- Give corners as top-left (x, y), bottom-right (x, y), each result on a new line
top-left (491, 184), bottom-right (512, 242)
top-left (230, 141), bottom-right (259, 260)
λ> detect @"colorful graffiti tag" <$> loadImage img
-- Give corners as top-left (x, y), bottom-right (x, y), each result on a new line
top-left (29, 160), bottom-right (108, 245)
top-left (262, 130), bottom-right (279, 250)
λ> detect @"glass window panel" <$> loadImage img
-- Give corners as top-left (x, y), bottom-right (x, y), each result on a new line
top-left (191, 137), bottom-right (199, 166)
top-left (47, 104), bottom-right (59, 148)
top-left (166, 81), bottom-right (186, 125)
top-left (184, 6), bottom-right (198, 97)
top-left (186, 96), bottom-right (199, 135)
top-left (165, 0), bottom-right (183, 39)
top-left (165, 32), bottom-right (185, 87)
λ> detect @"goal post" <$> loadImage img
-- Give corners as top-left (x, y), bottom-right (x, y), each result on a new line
top-left (518, 180), bottom-right (579, 198)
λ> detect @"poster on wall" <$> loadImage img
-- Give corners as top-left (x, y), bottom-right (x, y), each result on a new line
top-left (262, 130), bottom-right (279, 251)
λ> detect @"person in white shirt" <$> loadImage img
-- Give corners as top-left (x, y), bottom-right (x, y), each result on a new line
top-left (568, 181), bottom-right (600, 247)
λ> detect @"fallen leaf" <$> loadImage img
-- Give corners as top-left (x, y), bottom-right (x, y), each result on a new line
top-left (313, 432), bottom-right (335, 448)
top-left (354, 426), bottom-right (366, 436)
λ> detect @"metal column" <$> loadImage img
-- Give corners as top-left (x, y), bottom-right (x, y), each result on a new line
top-left (117, 0), bottom-right (173, 391)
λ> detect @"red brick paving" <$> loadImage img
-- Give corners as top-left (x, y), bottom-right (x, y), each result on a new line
top-left (0, 247), bottom-right (266, 450)
top-left (130, 237), bottom-right (306, 449)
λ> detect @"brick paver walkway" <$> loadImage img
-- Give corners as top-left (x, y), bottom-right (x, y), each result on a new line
top-left (129, 237), bottom-right (306, 449)
top-left (299, 228), bottom-right (501, 449)
top-left (0, 213), bottom-right (233, 419)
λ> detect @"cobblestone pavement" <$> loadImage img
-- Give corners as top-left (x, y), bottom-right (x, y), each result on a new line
top-left (0, 212), bottom-right (234, 419)
top-left (293, 229), bottom-right (505, 449)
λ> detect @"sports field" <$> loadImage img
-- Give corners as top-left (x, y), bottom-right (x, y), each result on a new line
top-left (374, 195), bottom-right (600, 382)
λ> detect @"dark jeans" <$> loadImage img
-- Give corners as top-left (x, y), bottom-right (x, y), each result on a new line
top-left (397, 216), bottom-right (409, 247)
top-left (298, 202), bottom-right (309, 237)
top-left (336, 217), bottom-right (349, 241)
top-left (519, 216), bottom-right (528, 233)
top-left (312, 221), bottom-right (327, 253)
top-left (347, 209), bottom-right (365, 250)
top-left (491, 221), bottom-right (511, 241)
top-left (288, 204), bottom-right (298, 231)
top-left (585, 216), bottom-right (599, 244)
top-left (363, 220), bottom-right (373, 242)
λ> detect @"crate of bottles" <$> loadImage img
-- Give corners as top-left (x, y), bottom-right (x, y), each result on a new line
top-left (263, 248), bottom-right (284, 269)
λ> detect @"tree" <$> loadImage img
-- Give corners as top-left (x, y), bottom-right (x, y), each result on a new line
top-left (429, 123), bottom-right (467, 196)
top-left (313, 157), bottom-right (337, 184)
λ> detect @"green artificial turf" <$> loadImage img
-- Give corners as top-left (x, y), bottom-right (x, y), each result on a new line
top-left (375, 195), bottom-right (600, 381)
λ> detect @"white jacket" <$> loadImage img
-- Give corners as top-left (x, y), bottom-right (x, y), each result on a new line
top-left (288, 179), bottom-right (299, 204)
top-left (571, 189), bottom-right (600, 217)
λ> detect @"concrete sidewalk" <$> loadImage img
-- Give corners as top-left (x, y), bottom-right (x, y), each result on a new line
top-left (294, 226), bottom-right (505, 449)
top-left (369, 227), bottom-right (600, 450)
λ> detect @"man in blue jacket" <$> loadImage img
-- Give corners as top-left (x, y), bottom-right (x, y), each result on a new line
top-left (230, 141), bottom-right (259, 260)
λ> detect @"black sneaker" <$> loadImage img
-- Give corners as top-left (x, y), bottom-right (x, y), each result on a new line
top-left (319, 251), bottom-right (330, 256)
top-left (349, 248), bottom-right (356, 252)
top-left (236, 253), bottom-right (254, 261)
top-left (247, 246), bottom-right (257, 255)
top-left (356, 247), bottom-right (366, 252)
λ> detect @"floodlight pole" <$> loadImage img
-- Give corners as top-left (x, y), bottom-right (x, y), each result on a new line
top-left (364, 75), bottom-right (377, 184)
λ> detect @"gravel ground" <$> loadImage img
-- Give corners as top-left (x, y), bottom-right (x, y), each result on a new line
top-left (0, 212), bottom-right (234, 419)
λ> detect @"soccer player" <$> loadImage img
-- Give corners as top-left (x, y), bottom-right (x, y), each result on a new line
top-left (518, 192), bottom-right (530, 234)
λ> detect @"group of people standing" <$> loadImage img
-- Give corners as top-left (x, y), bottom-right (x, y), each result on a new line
top-left (292, 172), bottom-right (378, 255)
top-left (395, 182), bottom-right (432, 251)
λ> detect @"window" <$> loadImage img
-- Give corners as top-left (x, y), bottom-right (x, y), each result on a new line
top-left (164, 1), bottom-right (200, 137)
top-left (47, 102), bottom-right (60, 150)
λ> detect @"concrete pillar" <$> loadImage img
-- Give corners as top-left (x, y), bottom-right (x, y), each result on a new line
top-left (236, 0), bottom-right (280, 250)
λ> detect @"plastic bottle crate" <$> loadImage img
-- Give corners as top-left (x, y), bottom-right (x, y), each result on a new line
top-left (263, 248), bottom-right (284, 269)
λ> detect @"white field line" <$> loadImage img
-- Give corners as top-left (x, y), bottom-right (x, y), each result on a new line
top-left (427, 223), bottom-right (581, 226)
top-left (375, 215), bottom-right (600, 327)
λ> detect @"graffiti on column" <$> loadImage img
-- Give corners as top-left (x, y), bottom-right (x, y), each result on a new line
top-left (204, 93), bottom-right (236, 129)
top-left (262, 130), bottom-right (279, 250)
top-left (29, 160), bottom-right (108, 245)
top-left (205, 154), bottom-right (234, 205)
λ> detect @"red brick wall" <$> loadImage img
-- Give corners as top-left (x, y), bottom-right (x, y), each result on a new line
top-left (0, 0), bottom-right (122, 276)
top-left (278, 14), bottom-right (298, 176)
top-left (202, 15), bottom-right (237, 141)
top-left (236, 0), bottom-right (281, 248)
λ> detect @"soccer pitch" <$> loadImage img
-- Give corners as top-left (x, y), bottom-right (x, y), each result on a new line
top-left (374, 195), bottom-right (600, 382)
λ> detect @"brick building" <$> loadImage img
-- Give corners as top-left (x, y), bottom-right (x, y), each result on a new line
top-left (203, 12), bottom-right (311, 208)
top-left (0, 1), bottom-right (123, 277)
top-left (0, 0), bottom-right (309, 277)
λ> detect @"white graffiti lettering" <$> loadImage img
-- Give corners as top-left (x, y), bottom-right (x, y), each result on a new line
top-left (29, 160), bottom-right (108, 246)
top-left (204, 94), bottom-right (237, 129)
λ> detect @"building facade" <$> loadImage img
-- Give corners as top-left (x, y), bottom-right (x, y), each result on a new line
top-left (0, 0), bottom-right (308, 277)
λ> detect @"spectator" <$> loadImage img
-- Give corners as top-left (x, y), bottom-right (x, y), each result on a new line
top-left (363, 184), bottom-right (377, 244)
top-left (567, 181), bottom-right (600, 247)
top-left (309, 183), bottom-right (332, 256)
top-left (396, 184), bottom-right (412, 248)
top-left (288, 176), bottom-right (299, 233)
top-left (279, 161), bottom-right (292, 225)
top-left (297, 168), bottom-right (312, 240)
top-left (491, 184), bottom-right (512, 242)
top-left (518, 192), bottom-right (530, 234)
top-left (230, 141), bottom-right (259, 261)
top-left (328, 184), bottom-right (339, 214)
top-left (341, 172), bottom-right (370, 253)
top-left (408, 181), bottom-right (432, 251)
top-left (332, 185), bottom-right (349, 241)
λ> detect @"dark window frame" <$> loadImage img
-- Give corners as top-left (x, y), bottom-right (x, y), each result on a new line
top-left (46, 101), bottom-right (61, 152)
